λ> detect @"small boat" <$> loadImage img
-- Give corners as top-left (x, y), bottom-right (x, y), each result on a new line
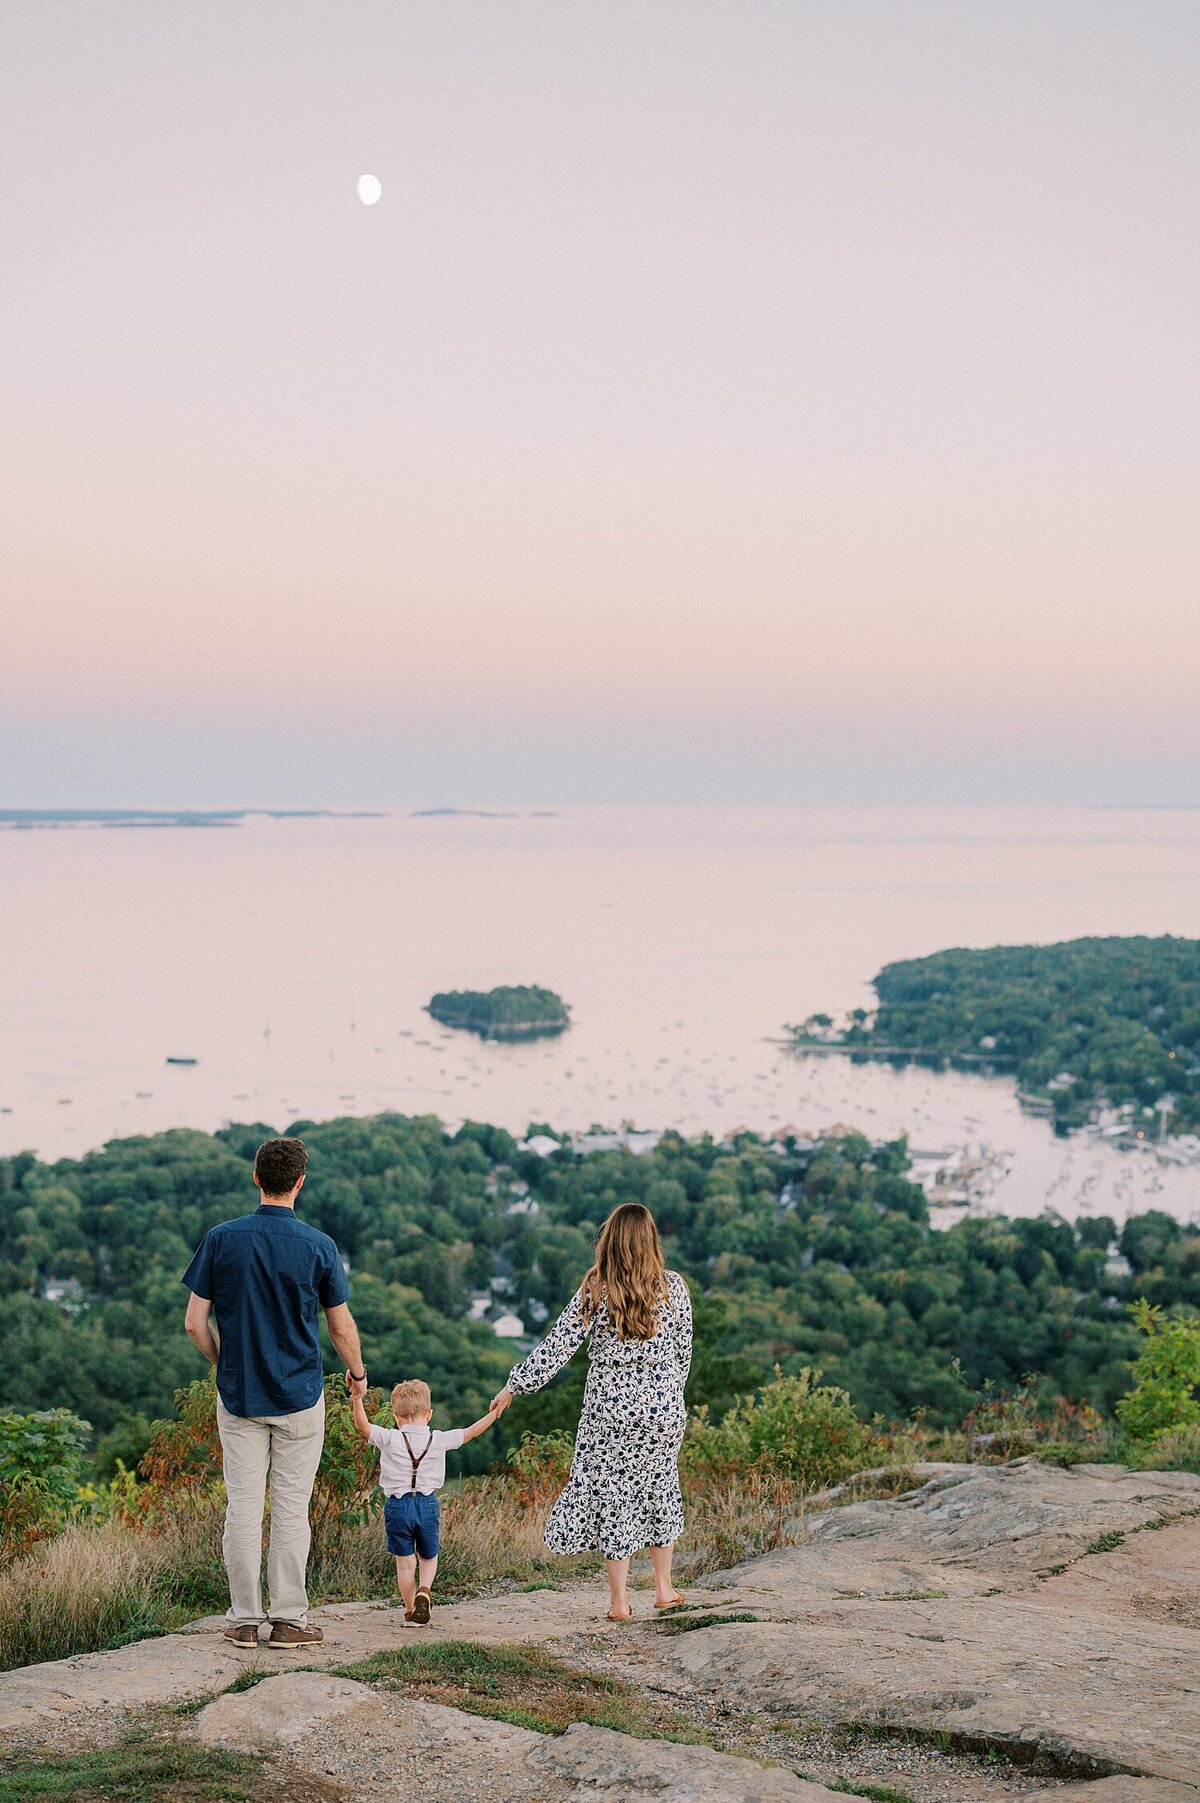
top-left (166, 1056), bottom-right (198, 1066)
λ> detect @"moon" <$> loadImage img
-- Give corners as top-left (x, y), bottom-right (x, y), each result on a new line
top-left (357, 174), bottom-right (382, 206)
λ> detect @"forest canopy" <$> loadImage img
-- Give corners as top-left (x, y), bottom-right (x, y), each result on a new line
top-left (2, 1112), bottom-right (1197, 1477)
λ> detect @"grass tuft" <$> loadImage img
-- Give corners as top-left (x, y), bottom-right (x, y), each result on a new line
top-left (0, 1732), bottom-right (262, 1802)
top-left (654, 1609), bottom-right (760, 1635)
top-left (831, 1783), bottom-right (918, 1802)
top-left (1086, 1530), bottom-right (1125, 1555)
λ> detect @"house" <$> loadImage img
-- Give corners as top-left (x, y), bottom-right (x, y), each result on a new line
top-left (519, 1134), bottom-right (561, 1158)
top-left (491, 1312), bottom-right (526, 1339)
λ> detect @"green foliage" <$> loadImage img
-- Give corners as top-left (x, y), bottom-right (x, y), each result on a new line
top-left (427, 985), bottom-right (570, 1038)
top-left (819, 934), bottom-right (1200, 1130)
top-left (0, 1407), bottom-right (91, 1566)
top-left (685, 1368), bottom-right (874, 1487)
top-left (1115, 1299), bottom-right (1200, 1444)
top-left (504, 1430), bottom-right (575, 1503)
top-left (0, 1407), bottom-right (89, 1506)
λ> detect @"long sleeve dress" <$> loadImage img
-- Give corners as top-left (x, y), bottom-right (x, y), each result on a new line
top-left (505, 1269), bottom-right (693, 1562)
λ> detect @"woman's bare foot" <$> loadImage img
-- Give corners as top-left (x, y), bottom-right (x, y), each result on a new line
top-left (606, 1603), bottom-right (634, 1621)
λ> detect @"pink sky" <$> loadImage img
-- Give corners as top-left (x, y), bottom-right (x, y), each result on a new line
top-left (3, 3), bottom-right (1198, 804)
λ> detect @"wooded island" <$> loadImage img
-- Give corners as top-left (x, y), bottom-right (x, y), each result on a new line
top-left (426, 984), bottom-right (570, 1040)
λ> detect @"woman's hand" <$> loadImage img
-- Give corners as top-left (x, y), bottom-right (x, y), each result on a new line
top-left (490, 1386), bottom-right (514, 1416)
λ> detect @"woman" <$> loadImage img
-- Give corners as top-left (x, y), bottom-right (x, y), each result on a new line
top-left (491, 1202), bottom-right (692, 1621)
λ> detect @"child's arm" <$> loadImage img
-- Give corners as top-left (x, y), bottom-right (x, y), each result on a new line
top-left (459, 1404), bottom-right (501, 1445)
top-left (349, 1384), bottom-right (374, 1442)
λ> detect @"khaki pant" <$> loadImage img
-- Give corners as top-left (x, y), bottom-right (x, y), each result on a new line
top-left (217, 1393), bottom-right (325, 1627)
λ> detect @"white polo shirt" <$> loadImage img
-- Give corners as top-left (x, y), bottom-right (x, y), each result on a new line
top-left (368, 1423), bottom-right (464, 1497)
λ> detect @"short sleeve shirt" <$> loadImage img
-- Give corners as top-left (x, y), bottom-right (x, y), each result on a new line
top-left (182, 1205), bottom-right (349, 1417)
top-left (368, 1424), bottom-right (464, 1496)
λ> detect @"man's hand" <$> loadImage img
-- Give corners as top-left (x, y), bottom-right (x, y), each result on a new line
top-left (346, 1370), bottom-right (368, 1398)
top-left (489, 1385), bottom-right (514, 1416)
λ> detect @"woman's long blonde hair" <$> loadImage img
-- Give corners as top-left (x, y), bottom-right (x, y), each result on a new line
top-left (580, 1203), bottom-right (669, 1341)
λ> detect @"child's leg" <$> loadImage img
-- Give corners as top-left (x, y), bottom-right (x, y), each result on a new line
top-left (394, 1554), bottom-right (417, 1613)
top-left (416, 1554), bottom-right (438, 1593)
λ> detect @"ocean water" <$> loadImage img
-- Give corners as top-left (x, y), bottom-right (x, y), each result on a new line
top-left (2, 805), bottom-right (1199, 1227)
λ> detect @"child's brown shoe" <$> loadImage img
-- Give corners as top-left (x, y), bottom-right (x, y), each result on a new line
top-left (411, 1587), bottom-right (432, 1625)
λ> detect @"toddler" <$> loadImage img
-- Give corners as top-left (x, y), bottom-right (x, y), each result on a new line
top-left (351, 1376), bottom-right (498, 1623)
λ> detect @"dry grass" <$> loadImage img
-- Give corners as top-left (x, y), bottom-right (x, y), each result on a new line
top-left (0, 1465), bottom-right (824, 1672)
top-left (0, 1505), bottom-right (228, 1672)
top-left (0, 1520), bottom-right (173, 1671)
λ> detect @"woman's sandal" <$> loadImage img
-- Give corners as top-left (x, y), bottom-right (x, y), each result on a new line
top-left (654, 1593), bottom-right (686, 1612)
top-left (606, 1605), bottom-right (635, 1622)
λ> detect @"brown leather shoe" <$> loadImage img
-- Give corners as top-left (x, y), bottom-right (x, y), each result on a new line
top-left (411, 1587), bottom-right (432, 1625)
top-left (223, 1623), bottom-right (260, 1649)
top-left (267, 1621), bottom-right (325, 1649)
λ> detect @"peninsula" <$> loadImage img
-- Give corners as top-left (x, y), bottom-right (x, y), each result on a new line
top-left (790, 933), bottom-right (1200, 1133)
top-left (426, 984), bottom-right (570, 1040)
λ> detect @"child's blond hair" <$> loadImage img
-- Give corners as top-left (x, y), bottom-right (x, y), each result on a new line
top-left (391, 1379), bottom-right (432, 1421)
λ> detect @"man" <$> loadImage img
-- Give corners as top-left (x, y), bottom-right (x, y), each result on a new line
top-left (182, 1135), bottom-right (367, 1649)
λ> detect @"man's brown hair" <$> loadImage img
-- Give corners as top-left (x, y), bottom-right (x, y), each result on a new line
top-left (254, 1136), bottom-right (308, 1196)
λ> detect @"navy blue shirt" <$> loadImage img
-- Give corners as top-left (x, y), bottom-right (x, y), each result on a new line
top-left (182, 1205), bottom-right (349, 1417)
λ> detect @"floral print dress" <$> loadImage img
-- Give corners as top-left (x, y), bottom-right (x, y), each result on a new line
top-left (506, 1270), bottom-right (692, 1561)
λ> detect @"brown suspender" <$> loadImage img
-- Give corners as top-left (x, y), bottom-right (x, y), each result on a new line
top-left (401, 1429), bottom-right (434, 1492)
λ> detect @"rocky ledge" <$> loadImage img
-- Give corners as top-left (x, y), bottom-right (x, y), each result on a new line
top-left (1, 1461), bottom-right (1197, 1801)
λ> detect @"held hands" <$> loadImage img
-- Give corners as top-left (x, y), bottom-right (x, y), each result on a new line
top-left (489, 1386), bottom-right (514, 1417)
top-left (346, 1370), bottom-right (368, 1399)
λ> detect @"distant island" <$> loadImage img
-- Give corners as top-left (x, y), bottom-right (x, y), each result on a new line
top-left (789, 934), bottom-right (1200, 1134)
top-left (427, 984), bottom-right (571, 1040)
top-left (0, 809), bottom-right (383, 831)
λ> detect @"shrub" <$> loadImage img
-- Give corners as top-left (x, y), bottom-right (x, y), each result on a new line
top-left (1116, 1300), bottom-right (1200, 1445)
top-left (130, 1379), bottom-right (223, 1522)
top-left (683, 1367), bottom-right (874, 1488)
top-left (129, 1373), bottom-right (379, 1572)
top-left (504, 1431), bottom-right (575, 1505)
top-left (0, 1408), bottom-right (91, 1567)
top-left (958, 1379), bottom-right (1107, 1464)
top-left (1126, 1424), bottom-right (1200, 1475)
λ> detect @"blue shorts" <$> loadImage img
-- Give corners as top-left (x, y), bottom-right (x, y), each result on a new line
top-left (384, 1490), bottom-right (440, 1559)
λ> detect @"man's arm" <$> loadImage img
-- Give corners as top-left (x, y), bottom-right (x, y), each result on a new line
top-left (325, 1302), bottom-right (367, 1392)
top-left (460, 1405), bottom-right (501, 1445)
top-left (185, 1292), bottom-right (219, 1366)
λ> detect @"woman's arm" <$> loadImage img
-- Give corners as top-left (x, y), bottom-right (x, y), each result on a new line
top-left (503, 1288), bottom-right (590, 1397)
top-left (670, 1274), bottom-right (693, 1382)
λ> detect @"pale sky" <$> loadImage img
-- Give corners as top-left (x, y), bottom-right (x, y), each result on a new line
top-left (2, 2), bottom-right (1198, 806)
